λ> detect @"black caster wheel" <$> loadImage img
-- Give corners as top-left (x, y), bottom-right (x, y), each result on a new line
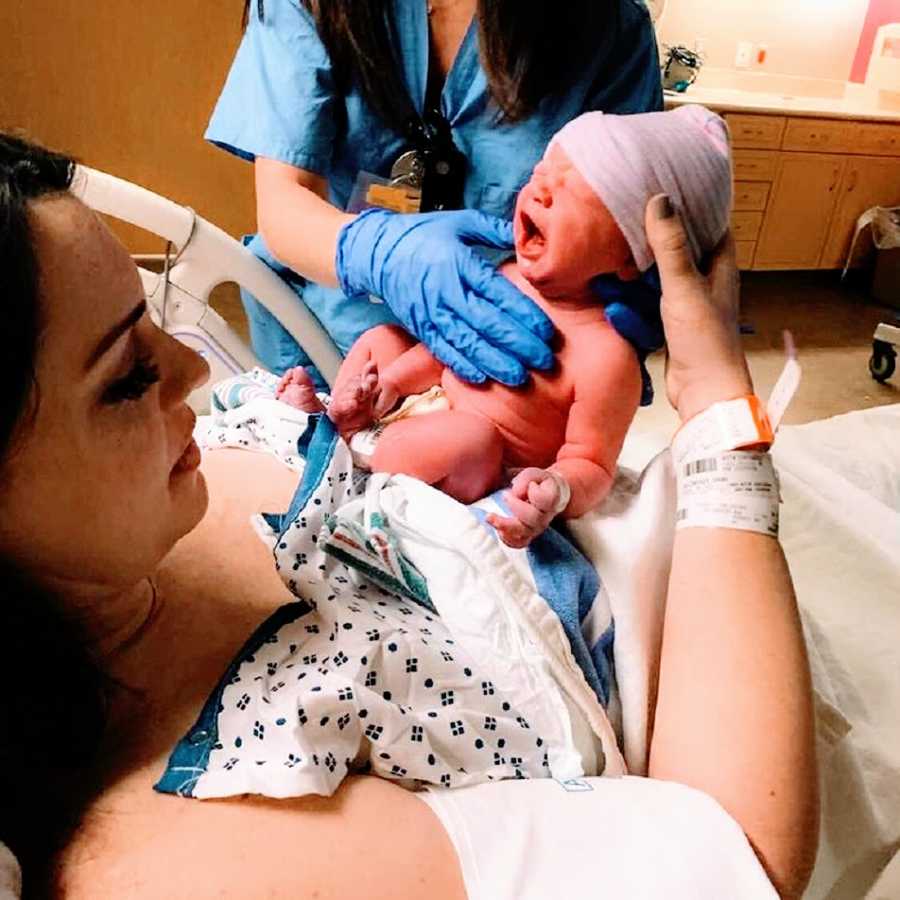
top-left (869, 340), bottom-right (897, 384)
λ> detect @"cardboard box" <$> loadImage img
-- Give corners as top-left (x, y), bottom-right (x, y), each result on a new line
top-left (873, 247), bottom-right (900, 310)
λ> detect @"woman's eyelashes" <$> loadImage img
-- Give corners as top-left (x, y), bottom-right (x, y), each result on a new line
top-left (102, 354), bottom-right (161, 404)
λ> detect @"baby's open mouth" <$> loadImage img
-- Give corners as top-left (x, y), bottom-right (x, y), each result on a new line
top-left (519, 209), bottom-right (545, 250)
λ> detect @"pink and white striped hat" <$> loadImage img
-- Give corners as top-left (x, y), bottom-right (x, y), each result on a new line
top-left (549, 105), bottom-right (733, 272)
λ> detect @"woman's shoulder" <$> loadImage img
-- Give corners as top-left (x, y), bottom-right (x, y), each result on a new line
top-left (53, 449), bottom-right (466, 898)
top-left (57, 777), bottom-right (465, 899)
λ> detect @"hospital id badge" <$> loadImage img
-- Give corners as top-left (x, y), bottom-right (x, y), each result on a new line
top-left (347, 153), bottom-right (424, 215)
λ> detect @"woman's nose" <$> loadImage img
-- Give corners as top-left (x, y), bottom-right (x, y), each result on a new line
top-left (159, 331), bottom-right (210, 408)
top-left (184, 344), bottom-right (212, 394)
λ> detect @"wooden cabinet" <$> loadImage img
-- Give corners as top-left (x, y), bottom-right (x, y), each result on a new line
top-left (713, 111), bottom-right (900, 271)
top-left (728, 114), bottom-right (787, 149)
top-left (754, 155), bottom-right (846, 270)
top-left (820, 156), bottom-right (900, 268)
top-left (858, 124), bottom-right (900, 157)
top-left (781, 118), bottom-right (858, 153)
top-left (731, 210), bottom-right (765, 242)
top-left (733, 150), bottom-right (779, 182)
top-left (735, 241), bottom-right (757, 269)
top-left (733, 182), bottom-right (770, 211)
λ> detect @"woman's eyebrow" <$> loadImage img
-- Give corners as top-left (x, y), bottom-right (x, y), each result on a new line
top-left (84, 300), bottom-right (147, 371)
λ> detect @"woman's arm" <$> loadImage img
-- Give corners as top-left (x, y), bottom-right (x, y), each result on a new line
top-left (644, 196), bottom-right (818, 899)
top-left (255, 157), bottom-right (354, 288)
top-left (62, 776), bottom-right (467, 900)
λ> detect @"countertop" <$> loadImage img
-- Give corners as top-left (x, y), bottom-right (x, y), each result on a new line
top-left (664, 83), bottom-right (900, 124)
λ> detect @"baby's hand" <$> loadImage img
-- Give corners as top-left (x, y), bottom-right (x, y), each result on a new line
top-left (486, 468), bottom-right (567, 549)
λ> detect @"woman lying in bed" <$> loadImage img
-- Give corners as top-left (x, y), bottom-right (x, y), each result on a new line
top-left (0, 134), bottom-right (818, 899)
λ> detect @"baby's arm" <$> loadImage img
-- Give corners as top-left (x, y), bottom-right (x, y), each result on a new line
top-left (380, 343), bottom-right (444, 395)
top-left (488, 327), bottom-right (642, 547)
top-left (552, 332), bottom-right (643, 517)
top-left (376, 343), bottom-right (446, 417)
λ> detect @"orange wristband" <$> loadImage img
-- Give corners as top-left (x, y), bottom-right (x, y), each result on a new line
top-left (672, 395), bottom-right (775, 468)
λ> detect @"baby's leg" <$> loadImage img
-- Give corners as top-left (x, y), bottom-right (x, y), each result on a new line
top-left (276, 367), bottom-right (325, 412)
top-left (371, 411), bottom-right (504, 505)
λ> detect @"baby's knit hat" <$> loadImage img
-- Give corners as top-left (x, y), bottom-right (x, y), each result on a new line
top-left (549, 105), bottom-right (733, 272)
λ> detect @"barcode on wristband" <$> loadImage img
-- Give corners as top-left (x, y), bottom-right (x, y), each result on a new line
top-left (684, 457), bottom-right (718, 477)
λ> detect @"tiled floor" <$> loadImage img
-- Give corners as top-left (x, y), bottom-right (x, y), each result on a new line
top-left (728, 269), bottom-right (898, 423)
top-left (633, 269), bottom-right (900, 442)
top-left (206, 268), bottom-right (900, 428)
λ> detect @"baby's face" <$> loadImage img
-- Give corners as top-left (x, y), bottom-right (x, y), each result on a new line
top-left (514, 143), bottom-right (639, 298)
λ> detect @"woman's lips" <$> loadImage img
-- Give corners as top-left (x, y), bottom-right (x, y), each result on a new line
top-left (172, 438), bottom-right (202, 476)
top-left (172, 409), bottom-right (200, 476)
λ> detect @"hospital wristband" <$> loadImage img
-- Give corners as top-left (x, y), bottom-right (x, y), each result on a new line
top-left (675, 450), bottom-right (780, 537)
top-left (546, 469), bottom-right (572, 515)
top-left (672, 395), bottom-right (774, 470)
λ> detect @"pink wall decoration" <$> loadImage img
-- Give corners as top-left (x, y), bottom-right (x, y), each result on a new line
top-left (850, 0), bottom-right (900, 82)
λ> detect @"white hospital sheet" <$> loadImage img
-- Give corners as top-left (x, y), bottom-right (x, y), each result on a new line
top-left (771, 405), bottom-right (900, 900)
top-left (418, 776), bottom-right (777, 900)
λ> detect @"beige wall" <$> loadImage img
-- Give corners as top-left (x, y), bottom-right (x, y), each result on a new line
top-left (0, 2), bottom-right (255, 253)
top-left (3, 1), bottom-right (875, 257)
top-left (657, 0), bottom-right (871, 81)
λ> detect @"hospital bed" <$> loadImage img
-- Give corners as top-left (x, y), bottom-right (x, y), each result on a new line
top-left (6, 167), bottom-right (894, 899)
top-left (73, 165), bottom-right (343, 412)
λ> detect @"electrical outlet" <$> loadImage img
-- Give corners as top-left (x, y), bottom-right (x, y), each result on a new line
top-left (735, 41), bottom-right (754, 69)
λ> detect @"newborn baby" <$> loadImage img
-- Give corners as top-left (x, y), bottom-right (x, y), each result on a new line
top-left (280, 106), bottom-right (732, 547)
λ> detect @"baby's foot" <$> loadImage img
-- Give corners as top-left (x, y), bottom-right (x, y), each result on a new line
top-left (328, 360), bottom-right (380, 438)
top-left (276, 367), bottom-right (326, 413)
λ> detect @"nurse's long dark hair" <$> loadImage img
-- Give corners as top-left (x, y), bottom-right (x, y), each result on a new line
top-left (245, 0), bottom-right (621, 128)
top-left (0, 133), bottom-right (110, 898)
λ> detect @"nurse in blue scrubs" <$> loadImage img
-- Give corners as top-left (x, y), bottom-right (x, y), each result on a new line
top-left (208, 0), bottom-right (663, 385)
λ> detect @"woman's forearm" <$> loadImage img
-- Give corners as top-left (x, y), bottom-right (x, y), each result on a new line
top-left (255, 157), bottom-right (354, 288)
top-left (648, 524), bottom-right (818, 898)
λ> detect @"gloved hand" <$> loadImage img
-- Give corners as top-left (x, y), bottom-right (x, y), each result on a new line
top-left (592, 266), bottom-right (664, 406)
top-left (335, 207), bottom-right (555, 385)
top-left (593, 266), bottom-right (665, 355)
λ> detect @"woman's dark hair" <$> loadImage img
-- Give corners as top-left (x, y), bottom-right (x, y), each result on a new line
top-left (0, 133), bottom-right (110, 897)
top-left (0, 133), bottom-right (73, 455)
top-left (245, 1), bottom-right (619, 129)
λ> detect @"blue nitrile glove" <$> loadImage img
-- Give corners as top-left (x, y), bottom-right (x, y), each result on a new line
top-left (592, 266), bottom-right (664, 406)
top-left (335, 207), bottom-right (555, 385)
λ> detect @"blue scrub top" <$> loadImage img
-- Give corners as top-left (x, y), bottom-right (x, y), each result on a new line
top-left (207, 0), bottom-right (663, 376)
